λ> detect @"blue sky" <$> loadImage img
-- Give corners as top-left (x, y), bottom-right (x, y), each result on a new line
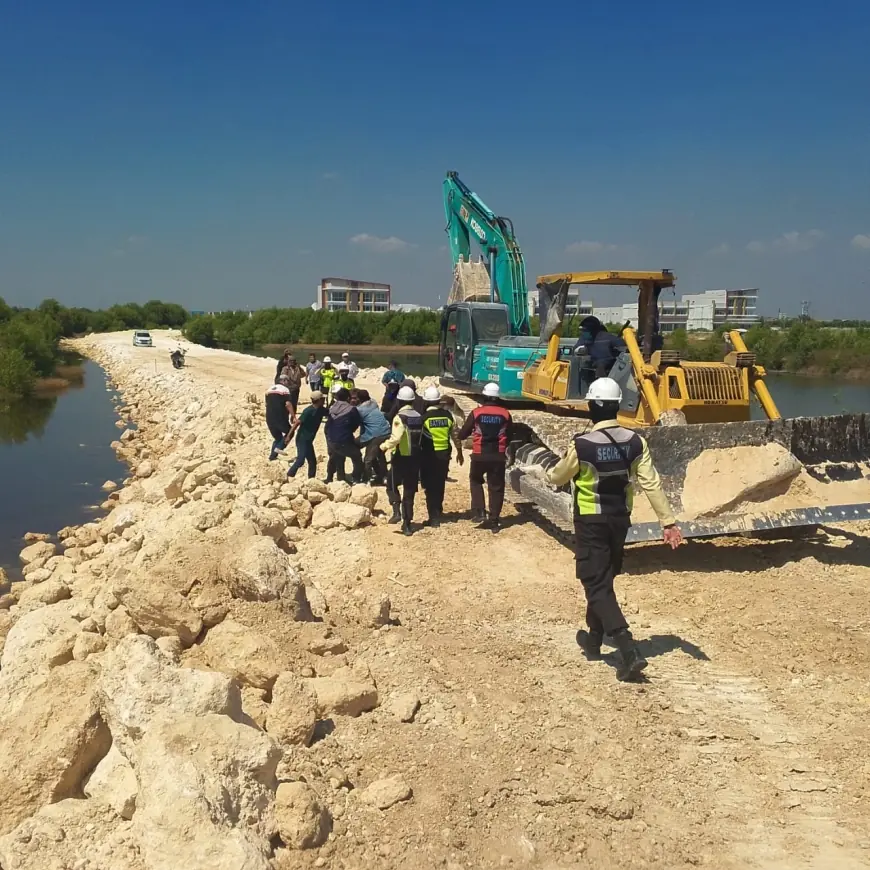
top-left (1, 0), bottom-right (869, 318)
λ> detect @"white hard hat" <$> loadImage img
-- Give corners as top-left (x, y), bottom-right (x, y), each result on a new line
top-left (397, 385), bottom-right (416, 402)
top-left (585, 377), bottom-right (622, 403)
top-left (341, 351), bottom-right (349, 357)
top-left (422, 386), bottom-right (441, 403)
top-left (482, 382), bottom-right (500, 398)
top-left (323, 355), bottom-right (332, 363)
top-left (331, 383), bottom-right (343, 394)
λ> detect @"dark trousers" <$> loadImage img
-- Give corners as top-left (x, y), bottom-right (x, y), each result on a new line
top-left (388, 455), bottom-right (420, 522)
top-left (326, 441), bottom-right (364, 483)
top-left (288, 437), bottom-right (317, 478)
top-left (420, 452), bottom-right (450, 517)
top-left (288, 387), bottom-right (300, 411)
top-left (469, 456), bottom-right (506, 519)
top-left (363, 437), bottom-right (388, 482)
top-left (268, 423), bottom-right (289, 461)
top-left (574, 516), bottom-right (631, 636)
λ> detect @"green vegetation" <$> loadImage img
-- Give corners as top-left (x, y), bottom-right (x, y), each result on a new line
top-left (184, 308), bottom-right (443, 348)
top-left (665, 323), bottom-right (870, 375)
top-left (0, 297), bottom-right (188, 398)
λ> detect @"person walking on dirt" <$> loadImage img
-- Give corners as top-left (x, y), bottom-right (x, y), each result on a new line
top-left (265, 383), bottom-right (297, 461)
top-left (287, 391), bottom-right (327, 478)
top-left (278, 355), bottom-right (304, 411)
top-left (306, 353), bottom-right (323, 394)
top-left (545, 376), bottom-right (683, 682)
top-left (380, 385), bottom-right (424, 535)
top-left (352, 388), bottom-right (391, 485)
top-left (456, 382), bottom-right (512, 533)
top-left (324, 387), bottom-right (365, 484)
top-left (419, 386), bottom-right (463, 527)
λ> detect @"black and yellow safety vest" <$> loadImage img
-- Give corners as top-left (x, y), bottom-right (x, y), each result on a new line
top-left (336, 377), bottom-right (354, 391)
top-left (421, 407), bottom-right (454, 453)
top-left (394, 408), bottom-right (424, 457)
top-left (572, 425), bottom-right (643, 519)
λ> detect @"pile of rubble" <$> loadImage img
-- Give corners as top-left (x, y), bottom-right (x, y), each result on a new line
top-left (0, 338), bottom-right (411, 870)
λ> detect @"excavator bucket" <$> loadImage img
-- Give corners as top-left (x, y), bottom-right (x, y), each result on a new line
top-left (508, 412), bottom-right (870, 543)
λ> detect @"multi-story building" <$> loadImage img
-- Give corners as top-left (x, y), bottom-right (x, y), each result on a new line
top-left (530, 287), bottom-right (760, 331)
top-left (526, 289), bottom-right (592, 319)
top-left (314, 278), bottom-right (391, 313)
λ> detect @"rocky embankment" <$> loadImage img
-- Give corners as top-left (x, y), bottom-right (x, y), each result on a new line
top-left (0, 338), bottom-right (405, 869)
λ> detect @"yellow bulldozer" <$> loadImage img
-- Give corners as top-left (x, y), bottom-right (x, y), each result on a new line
top-left (495, 271), bottom-right (870, 542)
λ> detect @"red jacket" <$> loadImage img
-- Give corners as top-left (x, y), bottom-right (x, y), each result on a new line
top-left (457, 403), bottom-right (512, 457)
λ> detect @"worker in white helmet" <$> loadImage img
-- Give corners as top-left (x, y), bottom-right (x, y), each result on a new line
top-left (456, 381), bottom-right (512, 532)
top-left (340, 351), bottom-right (360, 380)
top-left (419, 386), bottom-right (463, 527)
top-left (545, 377), bottom-right (682, 682)
top-left (320, 356), bottom-right (337, 403)
top-left (380, 384), bottom-right (423, 535)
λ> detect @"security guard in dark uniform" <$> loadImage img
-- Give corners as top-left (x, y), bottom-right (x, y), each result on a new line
top-left (380, 385), bottom-right (424, 536)
top-left (419, 386), bottom-right (464, 527)
top-left (546, 377), bottom-right (683, 681)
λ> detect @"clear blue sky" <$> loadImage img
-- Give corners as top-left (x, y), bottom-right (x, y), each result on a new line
top-left (2, 0), bottom-right (869, 318)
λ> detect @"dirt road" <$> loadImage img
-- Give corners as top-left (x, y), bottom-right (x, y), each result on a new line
top-left (106, 333), bottom-right (870, 867)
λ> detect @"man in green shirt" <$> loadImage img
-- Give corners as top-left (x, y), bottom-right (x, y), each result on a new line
top-left (288, 392), bottom-right (327, 478)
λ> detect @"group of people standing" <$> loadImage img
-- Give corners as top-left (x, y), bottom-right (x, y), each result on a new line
top-left (264, 353), bottom-right (512, 537)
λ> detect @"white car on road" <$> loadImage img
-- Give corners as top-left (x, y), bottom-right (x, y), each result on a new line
top-left (133, 330), bottom-right (153, 347)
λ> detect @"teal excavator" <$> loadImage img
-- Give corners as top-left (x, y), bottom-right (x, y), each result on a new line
top-left (438, 170), bottom-right (870, 542)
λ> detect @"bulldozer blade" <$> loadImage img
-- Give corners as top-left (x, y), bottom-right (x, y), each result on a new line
top-left (508, 413), bottom-right (870, 543)
top-left (627, 503), bottom-right (870, 543)
top-left (642, 412), bottom-right (870, 515)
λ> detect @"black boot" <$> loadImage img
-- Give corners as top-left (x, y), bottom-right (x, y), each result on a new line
top-left (388, 505), bottom-right (401, 524)
top-left (427, 514), bottom-right (441, 528)
top-left (577, 629), bottom-right (603, 660)
top-left (478, 516), bottom-right (501, 532)
top-left (472, 508), bottom-right (487, 523)
top-left (613, 629), bottom-right (647, 681)
top-left (402, 522), bottom-right (413, 536)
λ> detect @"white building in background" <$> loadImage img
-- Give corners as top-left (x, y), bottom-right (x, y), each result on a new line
top-left (527, 287), bottom-right (761, 332)
top-left (314, 277), bottom-right (391, 313)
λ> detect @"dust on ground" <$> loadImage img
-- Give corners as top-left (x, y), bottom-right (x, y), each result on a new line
top-left (69, 333), bottom-right (870, 867)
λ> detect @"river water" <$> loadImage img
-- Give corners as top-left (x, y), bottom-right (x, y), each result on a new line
top-left (0, 359), bottom-right (127, 577)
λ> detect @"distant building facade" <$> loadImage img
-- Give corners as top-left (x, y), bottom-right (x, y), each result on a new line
top-left (529, 287), bottom-right (761, 332)
top-left (315, 278), bottom-right (391, 313)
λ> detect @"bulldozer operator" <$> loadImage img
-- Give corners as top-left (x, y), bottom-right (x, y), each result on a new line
top-left (572, 316), bottom-right (627, 394)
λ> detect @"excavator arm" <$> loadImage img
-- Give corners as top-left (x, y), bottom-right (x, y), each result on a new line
top-left (443, 171), bottom-right (531, 335)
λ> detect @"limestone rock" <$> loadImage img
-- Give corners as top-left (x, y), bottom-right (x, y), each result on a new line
top-left (188, 501), bottom-right (229, 532)
top-left (155, 634), bottom-right (183, 662)
top-left (120, 427), bottom-right (135, 442)
top-left (197, 619), bottom-right (290, 690)
top-left (275, 781), bottom-right (331, 850)
top-left (267, 674), bottom-right (320, 747)
top-left (301, 623), bottom-right (348, 656)
top-left (24, 566), bottom-right (52, 584)
top-left (361, 775), bottom-right (412, 810)
top-left (0, 603), bottom-right (81, 684)
top-left (100, 635), bottom-right (243, 756)
top-left (219, 536), bottom-right (294, 602)
top-left (23, 531), bottom-right (51, 543)
top-left (290, 495), bottom-right (313, 528)
top-left (308, 663), bottom-right (379, 717)
top-left (84, 743), bottom-right (138, 819)
top-left (302, 478), bottom-right (330, 497)
top-left (133, 713), bottom-right (280, 870)
top-left (102, 479), bottom-right (118, 491)
top-left (135, 459), bottom-right (155, 478)
top-left (311, 501), bottom-right (338, 530)
top-left (386, 690), bottom-right (421, 723)
top-left (0, 566), bottom-right (9, 596)
top-left (104, 604), bottom-right (140, 641)
top-left (307, 490), bottom-right (329, 505)
top-left (16, 577), bottom-right (70, 613)
top-left (0, 800), bottom-right (144, 870)
top-left (369, 594), bottom-right (392, 627)
top-left (349, 484), bottom-right (378, 511)
top-left (19, 540), bottom-right (55, 565)
top-left (0, 661), bottom-right (112, 834)
top-left (113, 572), bottom-right (203, 646)
top-left (73, 631), bottom-right (107, 661)
top-left (327, 480), bottom-right (352, 503)
top-left (333, 502), bottom-right (372, 530)
top-left (163, 469), bottom-right (187, 500)
top-left (191, 584), bottom-right (231, 628)
top-left (241, 686), bottom-right (270, 729)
